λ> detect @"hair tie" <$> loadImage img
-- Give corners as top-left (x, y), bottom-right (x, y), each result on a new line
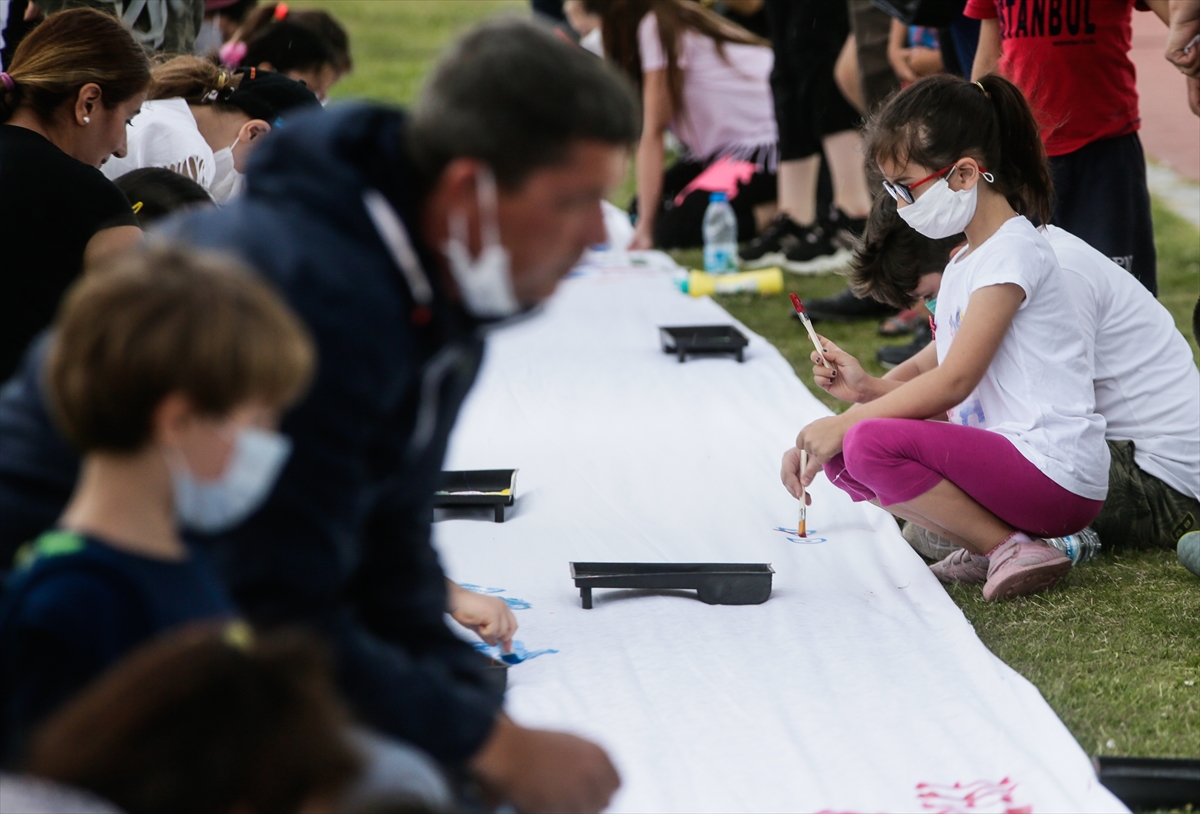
top-left (0, 72), bottom-right (14, 92)
top-left (131, 201), bottom-right (144, 214)
top-left (222, 620), bottom-right (255, 651)
top-left (974, 80), bottom-right (990, 99)
top-left (219, 40), bottom-right (248, 68)
top-left (273, 2), bottom-right (289, 21)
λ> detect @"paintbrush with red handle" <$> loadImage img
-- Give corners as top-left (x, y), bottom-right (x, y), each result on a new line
top-left (790, 293), bottom-right (831, 369)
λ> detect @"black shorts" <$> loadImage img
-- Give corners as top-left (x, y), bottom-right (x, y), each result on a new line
top-left (1049, 132), bottom-right (1157, 295)
top-left (650, 158), bottom-right (778, 250)
top-left (764, 0), bottom-right (862, 161)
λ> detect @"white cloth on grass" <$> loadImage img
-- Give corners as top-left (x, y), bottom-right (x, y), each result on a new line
top-left (935, 215), bottom-right (1109, 500)
top-left (433, 257), bottom-right (1126, 813)
top-left (102, 98), bottom-right (215, 189)
top-left (1045, 225), bottom-right (1200, 501)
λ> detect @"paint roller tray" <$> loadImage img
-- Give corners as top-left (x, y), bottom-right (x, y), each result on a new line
top-left (434, 469), bottom-right (517, 523)
top-left (659, 325), bottom-right (748, 363)
top-left (570, 562), bottom-right (774, 609)
top-left (1095, 756), bottom-right (1200, 810)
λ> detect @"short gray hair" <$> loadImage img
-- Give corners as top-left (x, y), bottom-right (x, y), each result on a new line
top-left (409, 15), bottom-right (640, 190)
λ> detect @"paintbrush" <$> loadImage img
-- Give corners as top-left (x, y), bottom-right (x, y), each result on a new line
top-left (789, 293), bottom-right (831, 369)
top-left (798, 449), bottom-right (808, 537)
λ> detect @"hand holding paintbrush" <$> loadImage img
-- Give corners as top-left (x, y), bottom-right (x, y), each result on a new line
top-left (798, 449), bottom-right (808, 537)
top-left (790, 294), bottom-right (831, 369)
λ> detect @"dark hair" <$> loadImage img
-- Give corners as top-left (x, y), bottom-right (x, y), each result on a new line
top-left (26, 625), bottom-right (362, 814)
top-left (114, 168), bottom-right (215, 227)
top-left (48, 244), bottom-right (314, 452)
top-left (593, 0), bottom-right (766, 116)
top-left (215, 0), bottom-right (259, 25)
top-left (409, 15), bottom-right (640, 190)
top-left (232, 3), bottom-right (348, 74)
top-left (864, 73), bottom-right (1054, 226)
top-left (0, 7), bottom-right (151, 126)
top-left (850, 194), bottom-right (963, 309)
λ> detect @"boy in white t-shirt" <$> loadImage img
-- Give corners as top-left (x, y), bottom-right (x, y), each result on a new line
top-left (842, 194), bottom-right (1200, 556)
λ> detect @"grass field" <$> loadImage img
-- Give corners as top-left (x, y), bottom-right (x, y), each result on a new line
top-left (304, 0), bottom-right (1199, 761)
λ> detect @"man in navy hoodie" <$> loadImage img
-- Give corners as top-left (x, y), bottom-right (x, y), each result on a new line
top-left (0, 16), bottom-right (638, 813)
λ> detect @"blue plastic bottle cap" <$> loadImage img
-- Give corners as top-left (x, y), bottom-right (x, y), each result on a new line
top-left (709, 191), bottom-right (727, 203)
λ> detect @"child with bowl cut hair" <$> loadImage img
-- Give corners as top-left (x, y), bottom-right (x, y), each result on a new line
top-left (0, 244), bottom-right (314, 763)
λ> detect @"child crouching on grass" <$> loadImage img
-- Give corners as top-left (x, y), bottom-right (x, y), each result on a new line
top-left (781, 73), bottom-right (1110, 601)
top-left (844, 195), bottom-right (1200, 566)
top-left (0, 245), bottom-right (314, 764)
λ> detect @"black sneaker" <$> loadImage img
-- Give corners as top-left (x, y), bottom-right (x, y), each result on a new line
top-left (739, 214), bottom-right (807, 269)
top-left (826, 207), bottom-right (867, 253)
top-left (801, 287), bottom-right (895, 324)
top-left (877, 320), bottom-right (933, 369)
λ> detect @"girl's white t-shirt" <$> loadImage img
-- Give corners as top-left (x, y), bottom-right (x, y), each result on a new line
top-left (102, 98), bottom-right (215, 188)
top-left (637, 12), bottom-right (777, 164)
top-left (934, 215), bottom-right (1109, 500)
top-left (1044, 225), bottom-right (1200, 500)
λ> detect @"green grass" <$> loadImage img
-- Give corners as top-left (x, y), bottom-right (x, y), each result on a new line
top-left (706, 204), bottom-right (1200, 759)
top-left (291, 0), bottom-right (1200, 763)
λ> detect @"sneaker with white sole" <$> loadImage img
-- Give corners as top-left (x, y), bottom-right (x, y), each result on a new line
top-left (929, 547), bottom-right (989, 584)
top-left (982, 536), bottom-right (1072, 601)
top-left (903, 522), bottom-right (960, 561)
top-left (738, 213), bottom-right (807, 268)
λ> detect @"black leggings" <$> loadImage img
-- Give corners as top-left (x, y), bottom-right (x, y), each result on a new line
top-left (645, 159), bottom-right (778, 250)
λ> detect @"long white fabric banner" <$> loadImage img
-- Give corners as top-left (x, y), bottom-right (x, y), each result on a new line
top-left (434, 257), bottom-right (1125, 814)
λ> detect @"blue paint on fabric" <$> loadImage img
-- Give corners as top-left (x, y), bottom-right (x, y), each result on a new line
top-left (458, 584), bottom-right (531, 609)
top-left (472, 639), bottom-right (559, 664)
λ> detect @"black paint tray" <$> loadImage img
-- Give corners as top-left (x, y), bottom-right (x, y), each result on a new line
top-left (659, 325), bottom-right (748, 363)
top-left (570, 562), bottom-right (774, 609)
top-left (1095, 756), bottom-right (1200, 810)
top-left (434, 469), bottom-right (517, 523)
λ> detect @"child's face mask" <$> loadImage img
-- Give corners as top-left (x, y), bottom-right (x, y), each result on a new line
top-left (167, 426), bottom-right (291, 533)
top-left (897, 164), bottom-right (994, 240)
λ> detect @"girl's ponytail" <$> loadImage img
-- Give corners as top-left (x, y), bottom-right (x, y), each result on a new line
top-left (148, 56), bottom-right (235, 104)
top-left (0, 72), bottom-right (20, 124)
top-left (865, 72), bottom-right (1055, 225)
top-left (976, 73), bottom-right (1054, 227)
top-left (0, 8), bottom-right (149, 127)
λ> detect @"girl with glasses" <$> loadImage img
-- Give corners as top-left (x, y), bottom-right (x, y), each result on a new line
top-left (781, 73), bottom-right (1110, 601)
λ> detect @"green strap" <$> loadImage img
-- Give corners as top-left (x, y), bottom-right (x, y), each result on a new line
top-left (13, 530), bottom-right (87, 570)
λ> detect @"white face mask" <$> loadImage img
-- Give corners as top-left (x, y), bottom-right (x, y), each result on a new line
top-left (897, 169), bottom-right (992, 239)
top-left (442, 167), bottom-right (521, 319)
top-left (168, 427), bottom-right (292, 534)
top-left (210, 136), bottom-right (244, 204)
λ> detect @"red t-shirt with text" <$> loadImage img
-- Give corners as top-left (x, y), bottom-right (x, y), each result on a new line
top-left (964, 0), bottom-right (1142, 156)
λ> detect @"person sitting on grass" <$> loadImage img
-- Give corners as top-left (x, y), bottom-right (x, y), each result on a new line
top-left (782, 73), bottom-right (1111, 601)
top-left (834, 193), bottom-right (1200, 565)
top-left (596, 0), bottom-right (779, 249)
top-left (0, 245), bottom-right (314, 764)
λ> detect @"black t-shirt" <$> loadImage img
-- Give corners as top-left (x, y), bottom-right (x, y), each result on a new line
top-left (0, 125), bottom-right (139, 382)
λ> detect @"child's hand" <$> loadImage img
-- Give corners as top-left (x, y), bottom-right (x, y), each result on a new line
top-left (448, 582), bottom-right (518, 650)
top-left (780, 445), bottom-right (818, 501)
top-left (812, 335), bottom-right (873, 403)
top-left (795, 415), bottom-right (852, 483)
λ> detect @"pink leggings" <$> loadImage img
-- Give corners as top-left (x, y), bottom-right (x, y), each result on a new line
top-left (825, 418), bottom-right (1104, 539)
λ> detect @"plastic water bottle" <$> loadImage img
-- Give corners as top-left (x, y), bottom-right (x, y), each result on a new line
top-left (703, 191), bottom-right (738, 274)
top-left (1045, 526), bottom-right (1101, 564)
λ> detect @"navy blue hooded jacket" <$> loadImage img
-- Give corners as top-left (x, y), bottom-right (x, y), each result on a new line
top-left (0, 104), bottom-right (503, 763)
